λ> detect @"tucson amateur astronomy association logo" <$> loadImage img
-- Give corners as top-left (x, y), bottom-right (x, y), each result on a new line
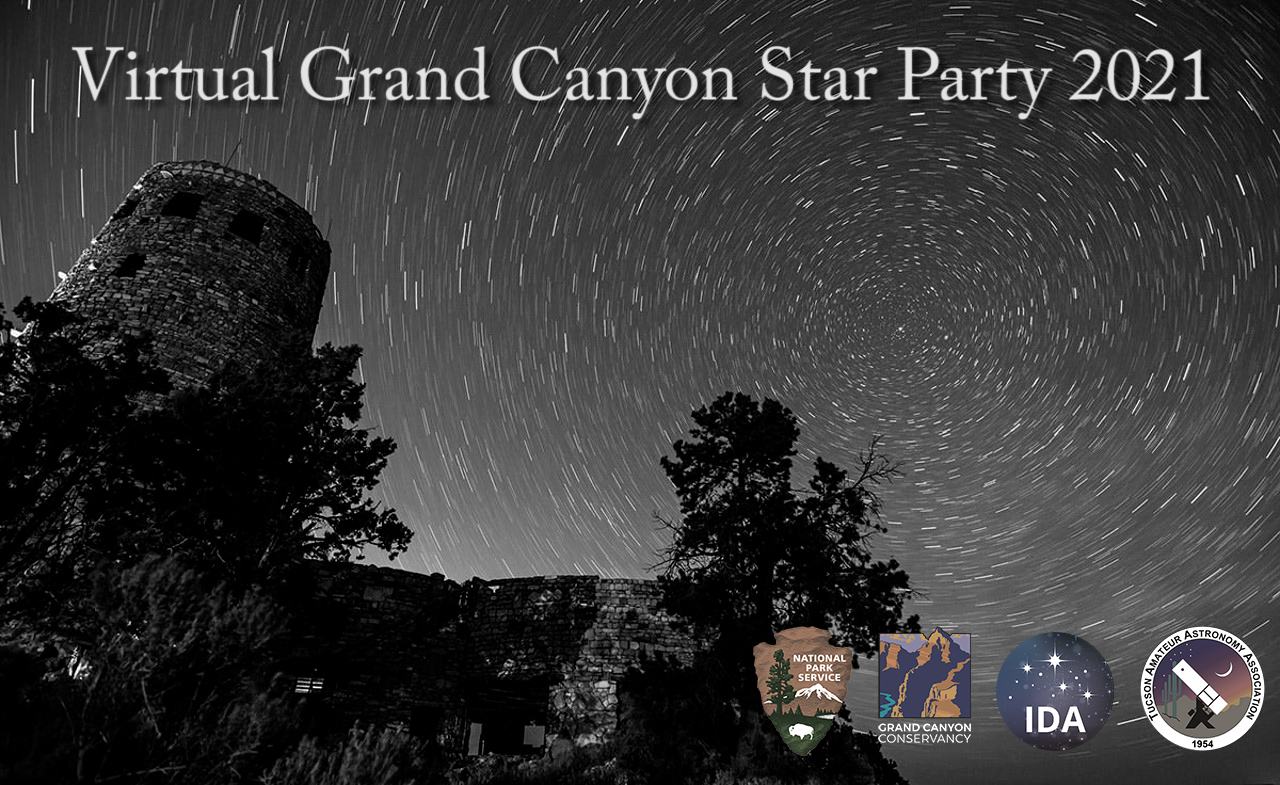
top-left (753, 627), bottom-right (851, 755)
top-left (1141, 627), bottom-right (1264, 750)
top-left (997, 632), bottom-right (1114, 751)
top-left (876, 627), bottom-right (972, 745)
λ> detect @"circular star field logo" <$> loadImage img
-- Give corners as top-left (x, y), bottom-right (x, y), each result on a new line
top-left (997, 632), bottom-right (1114, 750)
top-left (1141, 627), bottom-right (1263, 750)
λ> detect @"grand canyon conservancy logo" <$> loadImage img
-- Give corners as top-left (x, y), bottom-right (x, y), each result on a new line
top-left (879, 628), bottom-right (971, 718)
top-left (1141, 627), bottom-right (1263, 750)
top-left (753, 627), bottom-right (851, 755)
top-left (997, 632), bottom-right (1113, 750)
top-left (876, 627), bottom-right (972, 745)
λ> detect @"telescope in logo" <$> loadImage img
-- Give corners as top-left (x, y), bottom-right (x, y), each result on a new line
top-left (1172, 660), bottom-right (1229, 715)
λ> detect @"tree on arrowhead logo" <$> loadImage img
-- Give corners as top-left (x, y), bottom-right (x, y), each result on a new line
top-left (753, 627), bottom-right (852, 755)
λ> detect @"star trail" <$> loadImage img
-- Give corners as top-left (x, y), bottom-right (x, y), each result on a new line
top-left (1, 1), bottom-right (1276, 782)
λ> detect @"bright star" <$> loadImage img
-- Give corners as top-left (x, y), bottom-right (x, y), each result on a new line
top-left (1041, 644), bottom-right (1069, 676)
top-left (1059, 682), bottom-right (1068, 693)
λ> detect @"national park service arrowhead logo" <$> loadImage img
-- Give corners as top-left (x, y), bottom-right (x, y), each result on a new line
top-left (753, 626), bottom-right (851, 755)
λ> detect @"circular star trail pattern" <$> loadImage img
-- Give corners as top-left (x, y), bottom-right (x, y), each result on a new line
top-left (1, 1), bottom-right (1277, 782)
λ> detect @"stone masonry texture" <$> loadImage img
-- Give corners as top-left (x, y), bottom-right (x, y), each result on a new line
top-left (48, 162), bottom-right (699, 755)
top-left (303, 562), bottom-right (700, 751)
top-left (49, 160), bottom-right (331, 387)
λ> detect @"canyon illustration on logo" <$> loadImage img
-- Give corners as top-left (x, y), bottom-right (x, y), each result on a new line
top-left (879, 628), bottom-right (971, 718)
top-left (753, 627), bottom-right (851, 755)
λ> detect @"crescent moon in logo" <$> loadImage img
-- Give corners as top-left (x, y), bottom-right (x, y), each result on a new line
top-left (1215, 663), bottom-right (1233, 678)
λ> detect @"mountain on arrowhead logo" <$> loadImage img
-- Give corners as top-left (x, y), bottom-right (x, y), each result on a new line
top-left (878, 627), bottom-right (971, 718)
top-left (753, 627), bottom-right (852, 755)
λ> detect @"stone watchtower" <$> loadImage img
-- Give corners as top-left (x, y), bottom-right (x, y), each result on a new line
top-left (49, 161), bottom-right (330, 386)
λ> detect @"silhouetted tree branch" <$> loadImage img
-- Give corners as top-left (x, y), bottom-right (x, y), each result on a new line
top-left (655, 392), bottom-right (920, 671)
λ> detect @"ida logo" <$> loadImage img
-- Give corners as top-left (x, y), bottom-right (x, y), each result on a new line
top-left (996, 632), bottom-right (1114, 750)
top-left (1026, 705), bottom-right (1084, 734)
top-left (753, 627), bottom-right (851, 755)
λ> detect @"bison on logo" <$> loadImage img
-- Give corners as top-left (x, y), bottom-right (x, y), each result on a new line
top-left (754, 627), bottom-right (852, 755)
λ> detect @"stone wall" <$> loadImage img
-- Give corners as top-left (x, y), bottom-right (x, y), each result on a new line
top-left (45, 161), bottom-right (697, 756)
top-left (301, 563), bottom-right (467, 747)
top-left (49, 160), bottom-right (330, 387)
top-left (467, 575), bottom-right (699, 745)
top-left (302, 563), bottom-right (700, 753)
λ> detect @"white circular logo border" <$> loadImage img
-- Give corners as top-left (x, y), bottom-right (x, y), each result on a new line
top-left (1141, 627), bottom-right (1264, 750)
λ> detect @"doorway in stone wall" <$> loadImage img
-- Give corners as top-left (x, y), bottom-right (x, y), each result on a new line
top-left (465, 675), bottom-right (549, 755)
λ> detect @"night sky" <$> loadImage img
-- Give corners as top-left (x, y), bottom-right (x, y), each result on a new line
top-left (1, 1), bottom-right (1276, 782)
top-left (1151, 633), bottom-right (1257, 738)
top-left (883, 630), bottom-right (971, 655)
top-left (997, 632), bottom-right (1114, 750)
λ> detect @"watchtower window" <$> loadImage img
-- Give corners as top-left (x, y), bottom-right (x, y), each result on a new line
top-left (111, 198), bottom-right (139, 221)
top-left (114, 253), bottom-right (146, 278)
top-left (161, 192), bottom-right (202, 218)
top-left (228, 209), bottom-right (265, 244)
top-left (410, 706), bottom-right (442, 740)
top-left (286, 245), bottom-right (309, 276)
top-left (466, 676), bottom-right (548, 755)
